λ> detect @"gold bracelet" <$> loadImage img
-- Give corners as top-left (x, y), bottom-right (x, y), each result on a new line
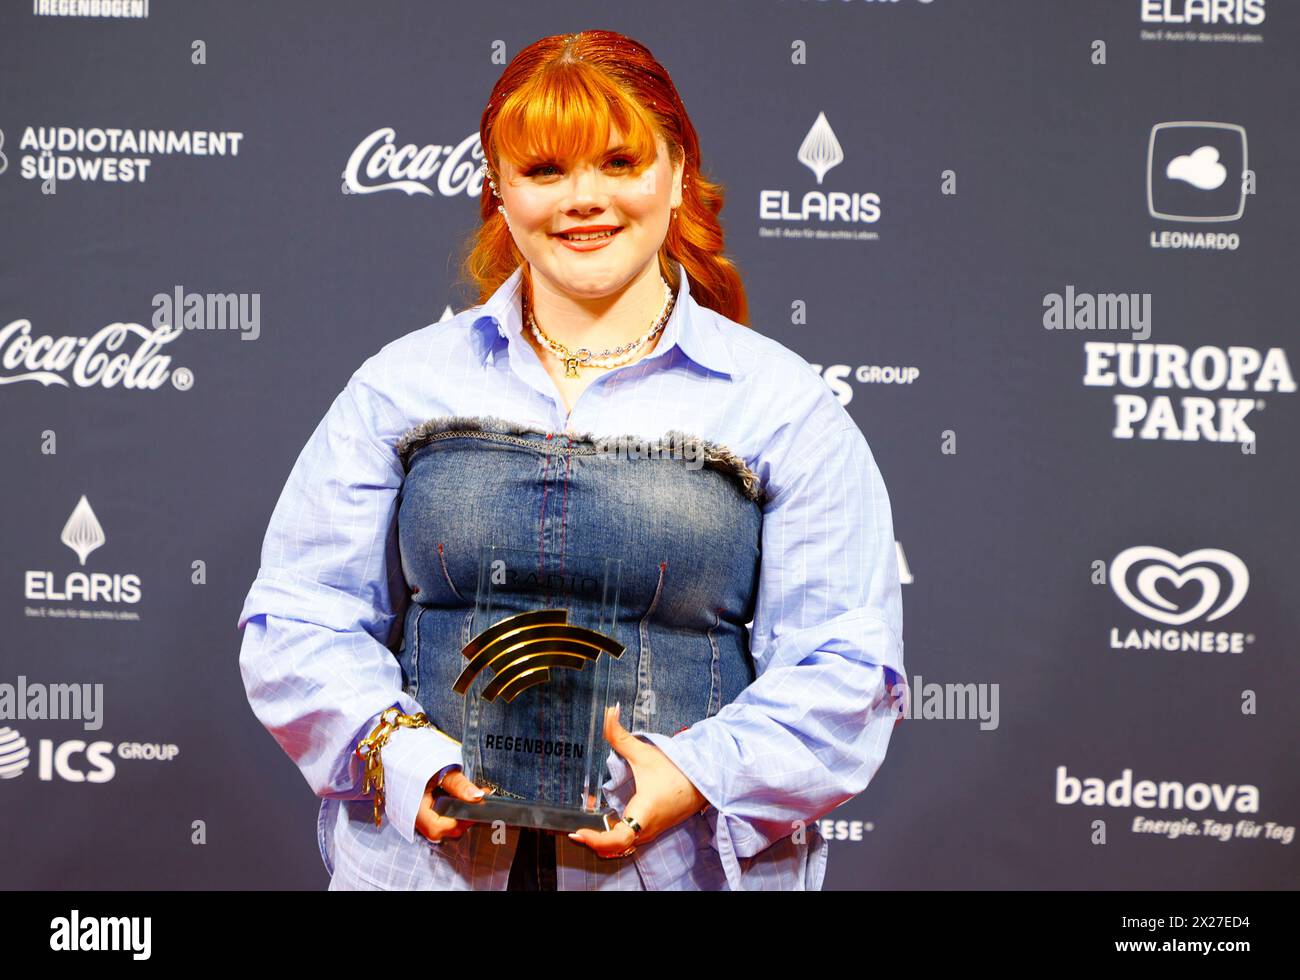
top-left (355, 707), bottom-right (435, 828)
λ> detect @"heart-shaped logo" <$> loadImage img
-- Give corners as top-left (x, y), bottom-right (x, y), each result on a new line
top-left (1109, 547), bottom-right (1248, 626)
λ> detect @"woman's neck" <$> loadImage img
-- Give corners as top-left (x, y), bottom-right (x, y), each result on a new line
top-left (523, 262), bottom-right (672, 352)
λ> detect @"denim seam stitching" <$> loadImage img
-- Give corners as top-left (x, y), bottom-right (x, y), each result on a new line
top-left (706, 608), bottom-right (722, 718)
top-left (635, 561), bottom-right (667, 730)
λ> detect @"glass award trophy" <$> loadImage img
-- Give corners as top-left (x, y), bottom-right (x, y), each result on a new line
top-left (433, 543), bottom-right (625, 833)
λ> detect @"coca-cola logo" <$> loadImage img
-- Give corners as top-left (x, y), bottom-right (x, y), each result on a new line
top-left (341, 128), bottom-right (486, 198)
top-left (0, 319), bottom-right (186, 390)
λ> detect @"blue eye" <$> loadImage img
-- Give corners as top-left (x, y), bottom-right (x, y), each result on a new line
top-left (527, 157), bottom-right (635, 178)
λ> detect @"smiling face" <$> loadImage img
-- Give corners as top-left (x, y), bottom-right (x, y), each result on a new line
top-left (495, 126), bottom-right (684, 300)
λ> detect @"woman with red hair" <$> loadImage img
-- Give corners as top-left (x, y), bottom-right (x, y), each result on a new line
top-left (239, 29), bottom-right (906, 891)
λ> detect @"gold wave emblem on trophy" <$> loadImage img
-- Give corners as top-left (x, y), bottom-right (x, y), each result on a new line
top-left (454, 608), bottom-right (625, 703)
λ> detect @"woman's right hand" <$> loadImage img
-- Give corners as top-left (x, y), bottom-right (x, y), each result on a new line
top-left (415, 767), bottom-right (487, 843)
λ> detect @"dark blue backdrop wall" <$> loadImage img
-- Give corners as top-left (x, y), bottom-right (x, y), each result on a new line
top-left (1, 0), bottom-right (1296, 889)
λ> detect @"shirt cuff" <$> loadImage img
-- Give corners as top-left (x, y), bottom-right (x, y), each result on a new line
top-left (380, 723), bottom-right (463, 844)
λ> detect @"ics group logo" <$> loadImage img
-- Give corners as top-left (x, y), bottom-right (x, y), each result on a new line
top-left (809, 360), bottom-right (921, 405)
top-left (0, 727), bottom-right (178, 785)
top-left (0, 727), bottom-right (31, 780)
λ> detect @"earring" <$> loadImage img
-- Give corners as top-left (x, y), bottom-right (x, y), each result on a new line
top-left (480, 161), bottom-right (500, 199)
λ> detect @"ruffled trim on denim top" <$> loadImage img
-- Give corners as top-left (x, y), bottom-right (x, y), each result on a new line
top-left (394, 414), bottom-right (766, 506)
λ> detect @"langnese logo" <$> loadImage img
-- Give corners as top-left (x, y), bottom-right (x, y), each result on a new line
top-left (1105, 546), bottom-right (1253, 654)
top-left (758, 112), bottom-right (883, 242)
top-left (342, 128), bottom-right (485, 198)
top-left (1081, 341), bottom-right (1294, 443)
top-left (24, 496), bottom-right (143, 621)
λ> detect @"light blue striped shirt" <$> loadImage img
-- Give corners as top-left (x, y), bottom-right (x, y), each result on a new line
top-left (237, 260), bottom-right (907, 890)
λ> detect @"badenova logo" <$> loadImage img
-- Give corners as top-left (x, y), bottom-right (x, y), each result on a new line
top-left (341, 128), bottom-right (485, 197)
top-left (1060, 765), bottom-right (1295, 845)
top-left (1106, 546), bottom-right (1253, 654)
top-left (1140, 0), bottom-right (1265, 26)
top-left (1081, 341), bottom-right (1295, 442)
top-left (24, 496), bottom-right (143, 620)
top-left (0, 319), bottom-right (190, 390)
top-left (758, 112), bottom-right (882, 242)
top-left (1055, 766), bottom-right (1264, 817)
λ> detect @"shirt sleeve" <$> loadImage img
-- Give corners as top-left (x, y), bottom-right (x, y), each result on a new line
top-left (602, 413), bottom-right (908, 890)
top-left (236, 368), bottom-right (462, 845)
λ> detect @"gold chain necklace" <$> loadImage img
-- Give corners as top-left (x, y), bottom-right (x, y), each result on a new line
top-left (526, 276), bottom-right (675, 378)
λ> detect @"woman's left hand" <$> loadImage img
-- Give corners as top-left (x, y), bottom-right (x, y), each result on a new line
top-left (567, 705), bottom-right (709, 859)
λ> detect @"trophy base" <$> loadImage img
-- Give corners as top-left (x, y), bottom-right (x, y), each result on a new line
top-left (433, 795), bottom-right (617, 833)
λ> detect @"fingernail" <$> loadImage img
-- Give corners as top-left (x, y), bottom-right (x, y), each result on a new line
top-left (567, 833), bottom-right (581, 840)
top-left (471, 789), bottom-right (485, 799)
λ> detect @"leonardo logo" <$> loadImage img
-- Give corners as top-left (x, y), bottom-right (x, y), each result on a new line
top-left (1106, 546), bottom-right (1253, 654)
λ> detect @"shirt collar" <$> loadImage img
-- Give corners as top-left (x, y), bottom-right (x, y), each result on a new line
top-left (470, 260), bottom-right (735, 378)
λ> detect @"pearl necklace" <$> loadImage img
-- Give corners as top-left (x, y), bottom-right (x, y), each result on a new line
top-left (526, 277), bottom-right (675, 378)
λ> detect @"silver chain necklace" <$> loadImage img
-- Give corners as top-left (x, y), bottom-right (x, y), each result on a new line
top-left (526, 276), bottom-right (675, 378)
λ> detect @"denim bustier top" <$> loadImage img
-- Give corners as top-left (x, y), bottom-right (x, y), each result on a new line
top-left (391, 415), bottom-right (765, 802)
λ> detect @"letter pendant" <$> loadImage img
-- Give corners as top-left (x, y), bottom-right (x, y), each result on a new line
top-left (565, 357), bottom-right (580, 378)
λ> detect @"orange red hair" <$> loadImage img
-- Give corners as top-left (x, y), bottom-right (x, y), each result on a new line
top-left (456, 30), bottom-right (749, 327)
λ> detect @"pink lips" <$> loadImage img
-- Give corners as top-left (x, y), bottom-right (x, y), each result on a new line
top-left (554, 227), bottom-right (622, 252)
